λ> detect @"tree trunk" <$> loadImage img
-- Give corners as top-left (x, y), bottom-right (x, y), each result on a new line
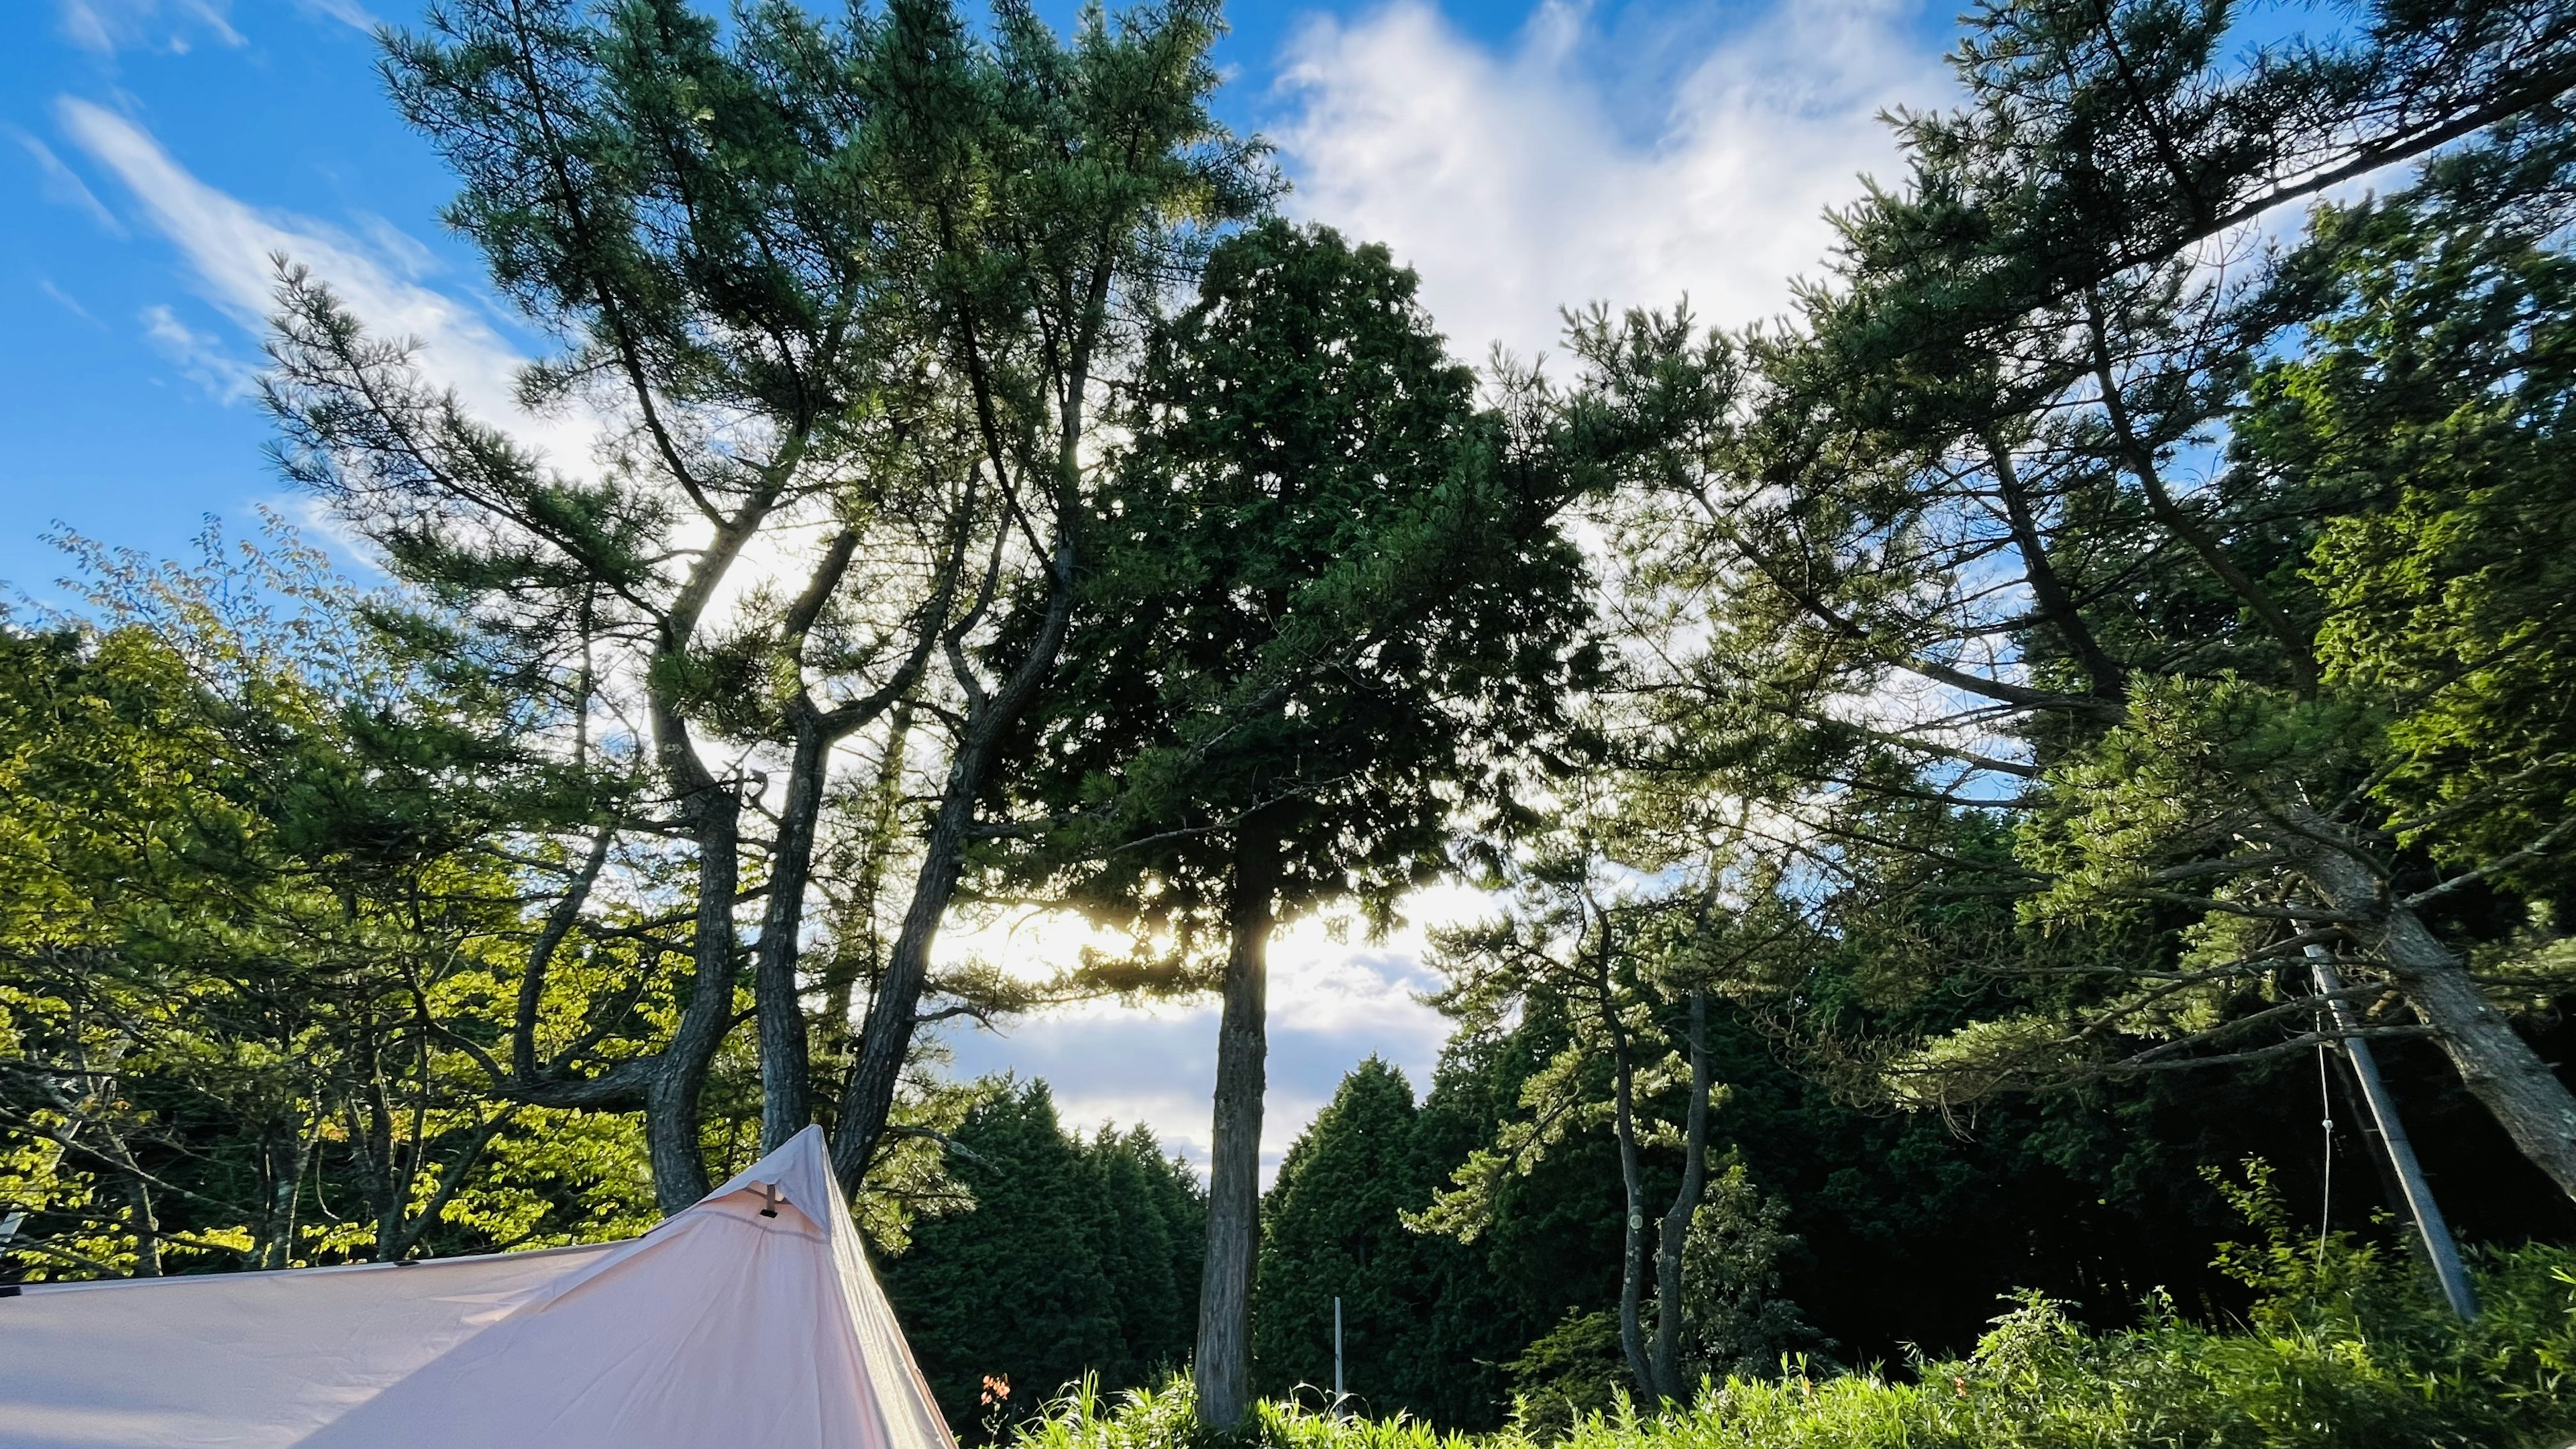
top-left (125, 1175), bottom-right (159, 1279)
top-left (2294, 823), bottom-right (2576, 1203)
top-left (757, 723), bottom-right (830, 1151)
top-left (1194, 812), bottom-right (1281, 1430)
top-left (1593, 912), bottom-right (1655, 1402)
top-left (1648, 989), bottom-right (1711, 1402)
top-left (832, 767), bottom-right (977, 1191)
top-left (830, 541), bottom-right (1080, 1193)
top-left (820, 704), bottom-right (913, 1072)
top-left (260, 1126), bottom-right (311, 1271)
top-left (2084, 298), bottom-right (2320, 695)
top-left (1984, 431), bottom-right (2125, 702)
top-left (647, 781), bottom-right (744, 1212)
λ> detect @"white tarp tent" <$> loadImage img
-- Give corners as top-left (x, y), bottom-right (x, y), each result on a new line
top-left (0, 1124), bottom-right (959, 1449)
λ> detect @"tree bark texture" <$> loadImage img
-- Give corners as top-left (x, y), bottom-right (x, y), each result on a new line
top-left (1194, 816), bottom-right (1281, 1430)
top-left (2292, 819), bottom-right (2576, 1204)
top-left (1593, 912), bottom-right (1655, 1401)
top-left (757, 724), bottom-right (830, 1150)
top-left (646, 780), bottom-right (743, 1212)
top-left (1648, 989), bottom-right (1712, 1401)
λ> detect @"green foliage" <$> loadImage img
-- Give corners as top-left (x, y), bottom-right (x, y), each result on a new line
top-left (1675, 1162), bottom-right (1821, 1382)
top-left (1501, 1311), bottom-right (1629, 1440)
top-left (888, 1080), bottom-right (1205, 1438)
top-left (1002, 1231), bottom-right (2576, 1446)
top-left (1255, 1059), bottom-right (1469, 1419)
top-left (0, 523), bottom-right (667, 1278)
top-left (2247, 117), bottom-right (2576, 887)
top-left (1008, 217), bottom-right (1596, 949)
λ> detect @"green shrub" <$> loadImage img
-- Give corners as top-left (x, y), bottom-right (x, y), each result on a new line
top-left (1004, 1228), bottom-right (2576, 1449)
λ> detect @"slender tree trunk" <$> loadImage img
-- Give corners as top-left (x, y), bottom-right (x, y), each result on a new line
top-left (1984, 431), bottom-right (2125, 701)
top-left (515, 828), bottom-right (614, 1081)
top-left (125, 1175), bottom-right (159, 1279)
top-left (1593, 912), bottom-right (1654, 1401)
top-left (833, 768), bottom-right (978, 1189)
top-left (1648, 989), bottom-right (1712, 1401)
top-left (830, 545), bottom-right (1080, 1192)
top-left (1195, 812), bottom-right (1281, 1430)
top-left (2083, 299), bottom-right (2320, 695)
top-left (757, 724), bottom-right (830, 1150)
top-left (260, 1125), bottom-right (311, 1271)
top-left (822, 704), bottom-right (913, 1069)
top-left (2292, 819), bottom-right (2576, 1203)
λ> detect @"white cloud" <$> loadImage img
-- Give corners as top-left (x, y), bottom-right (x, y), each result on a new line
top-left (936, 887), bottom-right (1481, 1180)
top-left (13, 127), bottom-right (127, 236)
top-left (936, 0), bottom-right (1955, 1176)
top-left (56, 97), bottom-right (594, 466)
top-left (141, 302), bottom-right (260, 400)
top-left (292, 0), bottom-right (377, 32)
top-left (56, 0), bottom-right (244, 54)
top-left (38, 278), bottom-right (105, 327)
top-left (1271, 0), bottom-right (1947, 360)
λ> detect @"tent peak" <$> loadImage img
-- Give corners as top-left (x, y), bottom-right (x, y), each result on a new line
top-left (701, 1124), bottom-right (839, 1219)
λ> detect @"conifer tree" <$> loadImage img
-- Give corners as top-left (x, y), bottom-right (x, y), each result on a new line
top-left (999, 221), bottom-right (1597, 1426)
top-left (264, 0), bottom-right (1269, 1209)
top-left (1254, 1059), bottom-right (1436, 1414)
top-left (885, 1082), bottom-right (1203, 1437)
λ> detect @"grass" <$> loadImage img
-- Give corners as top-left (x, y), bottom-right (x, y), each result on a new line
top-left (1006, 1221), bottom-right (2576, 1449)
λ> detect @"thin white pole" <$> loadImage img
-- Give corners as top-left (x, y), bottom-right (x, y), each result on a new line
top-left (2308, 945), bottom-right (2479, 1319)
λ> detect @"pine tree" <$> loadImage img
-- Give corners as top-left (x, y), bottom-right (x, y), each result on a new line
top-left (1001, 220), bottom-right (1598, 1427)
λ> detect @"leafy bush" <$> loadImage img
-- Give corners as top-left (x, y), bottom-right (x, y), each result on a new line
top-left (1006, 1219), bottom-right (2576, 1449)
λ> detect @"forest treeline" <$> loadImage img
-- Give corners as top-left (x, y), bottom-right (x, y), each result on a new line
top-left (7, 0), bottom-right (2576, 1438)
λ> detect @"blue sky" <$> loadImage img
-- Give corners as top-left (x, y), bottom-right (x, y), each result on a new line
top-left (3, 0), bottom-right (1970, 1171)
top-left (1, 0), bottom-right (1963, 594)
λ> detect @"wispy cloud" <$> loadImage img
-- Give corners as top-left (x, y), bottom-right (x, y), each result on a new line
top-left (1272, 0), bottom-right (1947, 360)
top-left (13, 127), bottom-right (128, 237)
top-left (292, 0), bottom-right (378, 32)
top-left (141, 302), bottom-right (260, 401)
top-left (56, 0), bottom-right (244, 54)
top-left (55, 96), bottom-right (590, 465)
top-left (38, 278), bottom-right (106, 327)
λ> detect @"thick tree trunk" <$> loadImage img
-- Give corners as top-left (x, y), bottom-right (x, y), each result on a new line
top-left (1195, 815), bottom-right (1281, 1431)
top-left (1648, 989), bottom-right (1712, 1402)
top-left (647, 782), bottom-right (744, 1212)
top-left (757, 724), bottom-right (830, 1150)
top-left (2294, 824), bottom-right (2576, 1203)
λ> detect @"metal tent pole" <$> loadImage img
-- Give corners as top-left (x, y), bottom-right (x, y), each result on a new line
top-left (2306, 943), bottom-right (2479, 1320)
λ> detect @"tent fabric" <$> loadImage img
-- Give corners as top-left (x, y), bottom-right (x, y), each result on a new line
top-left (0, 1125), bottom-right (960, 1449)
